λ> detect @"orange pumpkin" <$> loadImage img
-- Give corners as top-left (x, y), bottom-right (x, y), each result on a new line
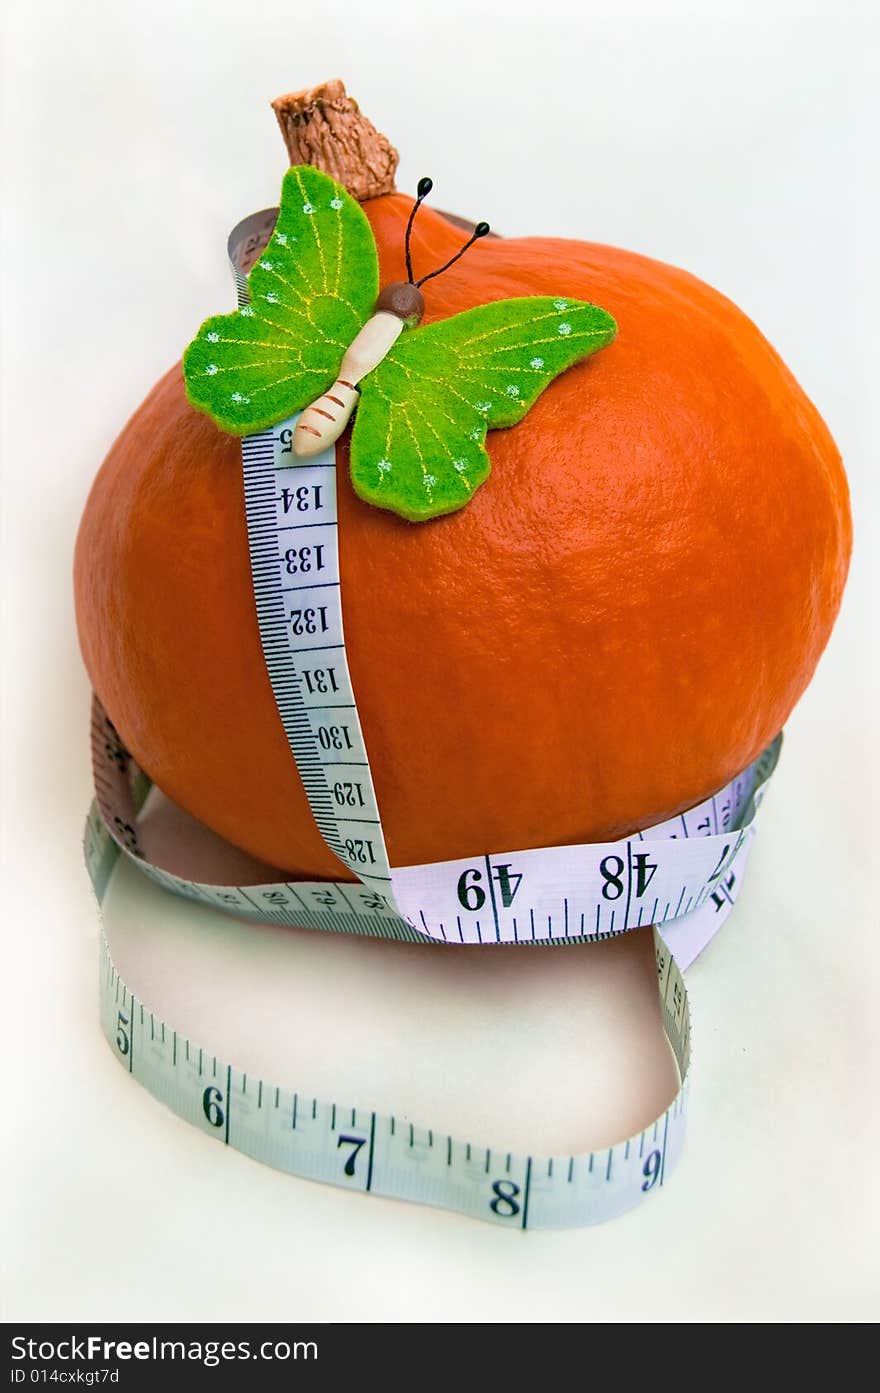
top-left (74, 86), bottom-right (851, 881)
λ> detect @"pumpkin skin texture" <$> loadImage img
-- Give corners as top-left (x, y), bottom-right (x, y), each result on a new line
top-left (74, 194), bottom-right (851, 880)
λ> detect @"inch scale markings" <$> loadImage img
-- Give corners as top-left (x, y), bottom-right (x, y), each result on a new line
top-left (97, 931), bottom-right (688, 1230)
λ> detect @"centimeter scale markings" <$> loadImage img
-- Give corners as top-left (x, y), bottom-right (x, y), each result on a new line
top-left (233, 212), bottom-right (396, 900)
top-left (241, 426), bottom-right (394, 896)
top-left (82, 206), bottom-right (782, 1227)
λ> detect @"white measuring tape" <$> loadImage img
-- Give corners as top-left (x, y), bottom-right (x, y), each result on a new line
top-left (83, 206), bottom-right (782, 1229)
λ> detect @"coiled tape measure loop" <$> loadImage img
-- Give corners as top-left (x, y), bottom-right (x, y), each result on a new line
top-left (82, 207), bottom-right (782, 1229)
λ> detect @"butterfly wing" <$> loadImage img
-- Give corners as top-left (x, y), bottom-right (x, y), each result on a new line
top-left (351, 297), bottom-right (617, 521)
top-left (183, 166), bottom-right (379, 434)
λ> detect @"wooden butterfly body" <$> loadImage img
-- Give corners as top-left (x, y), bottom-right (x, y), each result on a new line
top-left (184, 166), bottom-right (617, 522)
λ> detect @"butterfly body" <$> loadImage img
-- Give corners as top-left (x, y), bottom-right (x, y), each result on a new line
top-left (183, 166), bottom-right (617, 521)
top-left (294, 286), bottom-right (423, 456)
top-left (293, 310), bottom-right (401, 456)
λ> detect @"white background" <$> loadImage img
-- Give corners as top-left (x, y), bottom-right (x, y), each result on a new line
top-left (2, 0), bottom-right (878, 1324)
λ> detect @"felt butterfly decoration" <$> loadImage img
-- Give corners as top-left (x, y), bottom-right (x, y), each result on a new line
top-left (183, 166), bottom-right (617, 522)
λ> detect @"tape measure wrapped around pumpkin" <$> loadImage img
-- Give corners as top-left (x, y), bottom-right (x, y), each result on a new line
top-left (74, 79), bottom-right (851, 884)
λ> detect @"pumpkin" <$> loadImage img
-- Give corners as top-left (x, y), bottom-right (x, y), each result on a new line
top-left (74, 81), bottom-right (851, 880)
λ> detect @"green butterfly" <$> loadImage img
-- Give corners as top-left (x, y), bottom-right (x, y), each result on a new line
top-left (183, 166), bottom-right (617, 522)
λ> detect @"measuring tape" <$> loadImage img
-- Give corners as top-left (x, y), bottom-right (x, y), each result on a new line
top-left (83, 206), bottom-right (783, 1229)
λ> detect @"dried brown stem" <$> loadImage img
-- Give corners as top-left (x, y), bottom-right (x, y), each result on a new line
top-left (271, 79), bottom-right (398, 201)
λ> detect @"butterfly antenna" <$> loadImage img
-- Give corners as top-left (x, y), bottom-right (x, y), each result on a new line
top-left (404, 177), bottom-right (434, 284)
top-left (416, 221), bottom-right (491, 288)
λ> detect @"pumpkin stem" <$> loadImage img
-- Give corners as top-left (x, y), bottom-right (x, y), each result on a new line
top-left (271, 80), bottom-right (399, 201)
